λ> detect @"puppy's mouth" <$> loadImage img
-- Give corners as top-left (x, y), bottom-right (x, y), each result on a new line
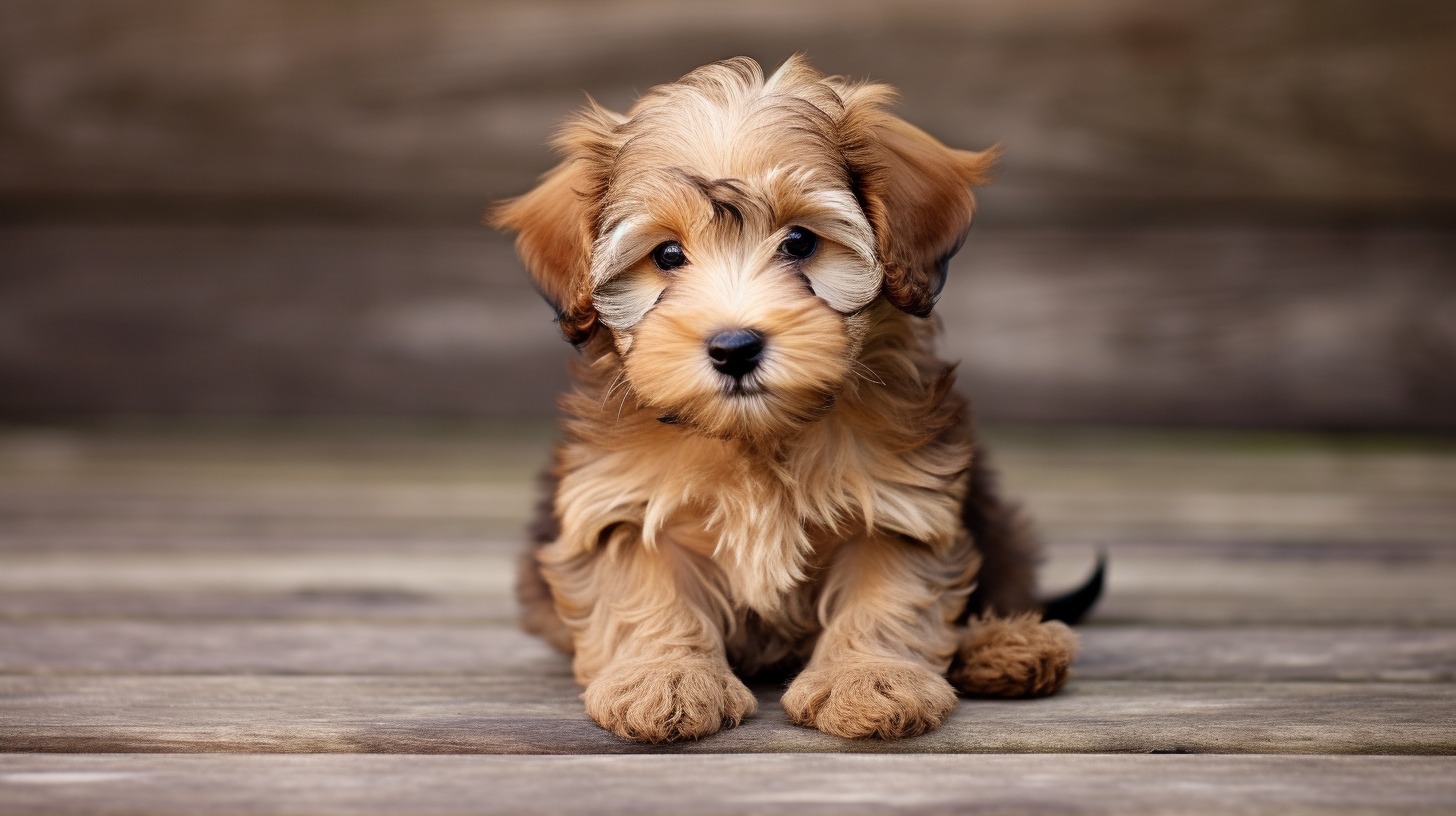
top-left (656, 379), bottom-right (765, 425)
top-left (722, 378), bottom-right (766, 398)
top-left (656, 383), bottom-right (840, 436)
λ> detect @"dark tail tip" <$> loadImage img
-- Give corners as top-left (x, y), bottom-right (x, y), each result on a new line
top-left (1041, 552), bottom-right (1107, 625)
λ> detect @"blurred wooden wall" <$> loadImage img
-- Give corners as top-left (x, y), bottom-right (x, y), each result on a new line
top-left (1, 0), bottom-right (1454, 429)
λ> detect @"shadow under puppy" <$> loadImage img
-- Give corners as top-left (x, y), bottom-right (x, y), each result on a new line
top-left (493, 55), bottom-right (1101, 743)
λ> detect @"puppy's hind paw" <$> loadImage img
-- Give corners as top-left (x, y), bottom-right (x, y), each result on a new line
top-left (582, 654), bottom-right (757, 743)
top-left (949, 614), bottom-right (1078, 698)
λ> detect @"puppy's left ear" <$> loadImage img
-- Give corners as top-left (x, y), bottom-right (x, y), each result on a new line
top-left (839, 84), bottom-right (997, 316)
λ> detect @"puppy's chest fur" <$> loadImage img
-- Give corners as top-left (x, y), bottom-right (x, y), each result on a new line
top-left (551, 352), bottom-right (974, 631)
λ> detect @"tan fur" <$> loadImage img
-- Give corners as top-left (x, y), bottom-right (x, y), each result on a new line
top-left (951, 614), bottom-right (1079, 698)
top-left (493, 56), bottom-right (1077, 742)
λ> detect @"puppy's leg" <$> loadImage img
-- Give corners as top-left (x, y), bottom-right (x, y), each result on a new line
top-left (540, 528), bottom-right (756, 743)
top-left (949, 613), bottom-right (1077, 698)
top-left (515, 548), bottom-right (573, 653)
top-left (516, 471), bottom-right (573, 653)
top-left (960, 451), bottom-right (1042, 617)
top-left (781, 535), bottom-right (970, 739)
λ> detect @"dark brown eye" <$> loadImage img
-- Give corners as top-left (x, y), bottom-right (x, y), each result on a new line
top-left (781, 227), bottom-right (817, 260)
top-left (652, 241), bottom-right (687, 270)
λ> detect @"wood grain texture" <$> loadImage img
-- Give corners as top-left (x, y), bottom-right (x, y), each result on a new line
top-left (4, 545), bottom-right (1453, 625)
top-left (0, 428), bottom-right (1453, 811)
top-left (0, 588), bottom-right (506, 625)
top-left (2, 227), bottom-right (1454, 426)
top-left (3, 754), bottom-right (1455, 816)
top-left (3, 2), bottom-right (1454, 429)
top-left (6, 424), bottom-right (1456, 546)
top-left (1, 0), bottom-right (1452, 223)
top-left (2, 677), bottom-right (1454, 755)
top-left (3, 427), bottom-right (1455, 626)
top-left (1, 622), bottom-right (1453, 682)
top-left (0, 622), bottom-right (566, 676)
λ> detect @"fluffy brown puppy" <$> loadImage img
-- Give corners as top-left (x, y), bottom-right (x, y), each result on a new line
top-left (494, 55), bottom-right (1081, 743)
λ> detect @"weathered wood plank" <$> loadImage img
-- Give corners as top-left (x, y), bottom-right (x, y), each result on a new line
top-left (3, 754), bottom-right (1455, 816)
top-left (1074, 627), bottom-right (1456, 683)
top-left (9, 424), bottom-right (1452, 495)
top-left (4, 425), bottom-right (1455, 551)
top-left (2, 0), bottom-right (1452, 222)
top-left (0, 588), bottom-right (504, 624)
top-left (0, 622), bottom-right (565, 677)
top-left (0, 552), bottom-right (512, 596)
top-left (2, 227), bottom-right (1454, 428)
top-left (4, 501), bottom-right (1452, 555)
top-left (4, 483), bottom-right (1453, 551)
top-left (1, 622), bottom-right (1452, 682)
top-left (1073, 547), bottom-right (1456, 626)
top-left (4, 544), bottom-right (1454, 625)
top-left (1, 677), bottom-right (1453, 755)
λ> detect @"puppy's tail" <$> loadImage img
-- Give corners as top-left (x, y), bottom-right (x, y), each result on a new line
top-left (1039, 552), bottom-right (1106, 625)
top-left (960, 449), bottom-right (1107, 626)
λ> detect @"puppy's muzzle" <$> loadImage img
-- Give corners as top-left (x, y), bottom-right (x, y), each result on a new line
top-left (706, 329), bottom-right (765, 380)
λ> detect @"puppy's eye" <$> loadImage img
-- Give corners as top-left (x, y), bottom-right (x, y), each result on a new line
top-left (651, 241), bottom-right (687, 271)
top-left (780, 227), bottom-right (817, 260)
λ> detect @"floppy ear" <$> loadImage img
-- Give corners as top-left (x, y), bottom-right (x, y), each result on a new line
top-left (838, 83), bottom-right (997, 317)
top-left (488, 103), bottom-right (621, 345)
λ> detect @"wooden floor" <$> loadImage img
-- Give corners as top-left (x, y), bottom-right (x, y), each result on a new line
top-left (1, 424), bottom-right (1454, 814)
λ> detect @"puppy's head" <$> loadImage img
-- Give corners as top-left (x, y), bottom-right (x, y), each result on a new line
top-left (492, 56), bottom-right (993, 440)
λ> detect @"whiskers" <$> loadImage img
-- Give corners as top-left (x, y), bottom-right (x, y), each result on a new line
top-left (848, 358), bottom-right (885, 388)
top-left (601, 368), bottom-right (636, 424)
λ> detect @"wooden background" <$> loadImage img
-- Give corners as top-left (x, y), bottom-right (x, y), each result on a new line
top-left (2, 0), bottom-right (1454, 429)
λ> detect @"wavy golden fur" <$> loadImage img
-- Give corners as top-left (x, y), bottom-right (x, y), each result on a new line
top-left (493, 56), bottom-right (1077, 742)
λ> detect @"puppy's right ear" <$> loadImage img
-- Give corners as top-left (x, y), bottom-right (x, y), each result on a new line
top-left (489, 102), bottom-right (621, 345)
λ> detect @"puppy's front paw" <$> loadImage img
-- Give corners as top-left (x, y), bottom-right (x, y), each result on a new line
top-left (782, 657), bottom-right (958, 739)
top-left (582, 654), bottom-right (757, 743)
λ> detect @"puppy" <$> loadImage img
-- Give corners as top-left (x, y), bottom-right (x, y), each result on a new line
top-left (493, 56), bottom-right (1099, 742)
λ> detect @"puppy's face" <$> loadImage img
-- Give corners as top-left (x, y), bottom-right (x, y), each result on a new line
top-left (592, 88), bottom-right (881, 440)
top-left (494, 57), bottom-right (993, 440)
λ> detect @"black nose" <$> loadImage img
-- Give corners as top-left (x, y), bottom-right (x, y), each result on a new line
top-left (706, 329), bottom-right (764, 379)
